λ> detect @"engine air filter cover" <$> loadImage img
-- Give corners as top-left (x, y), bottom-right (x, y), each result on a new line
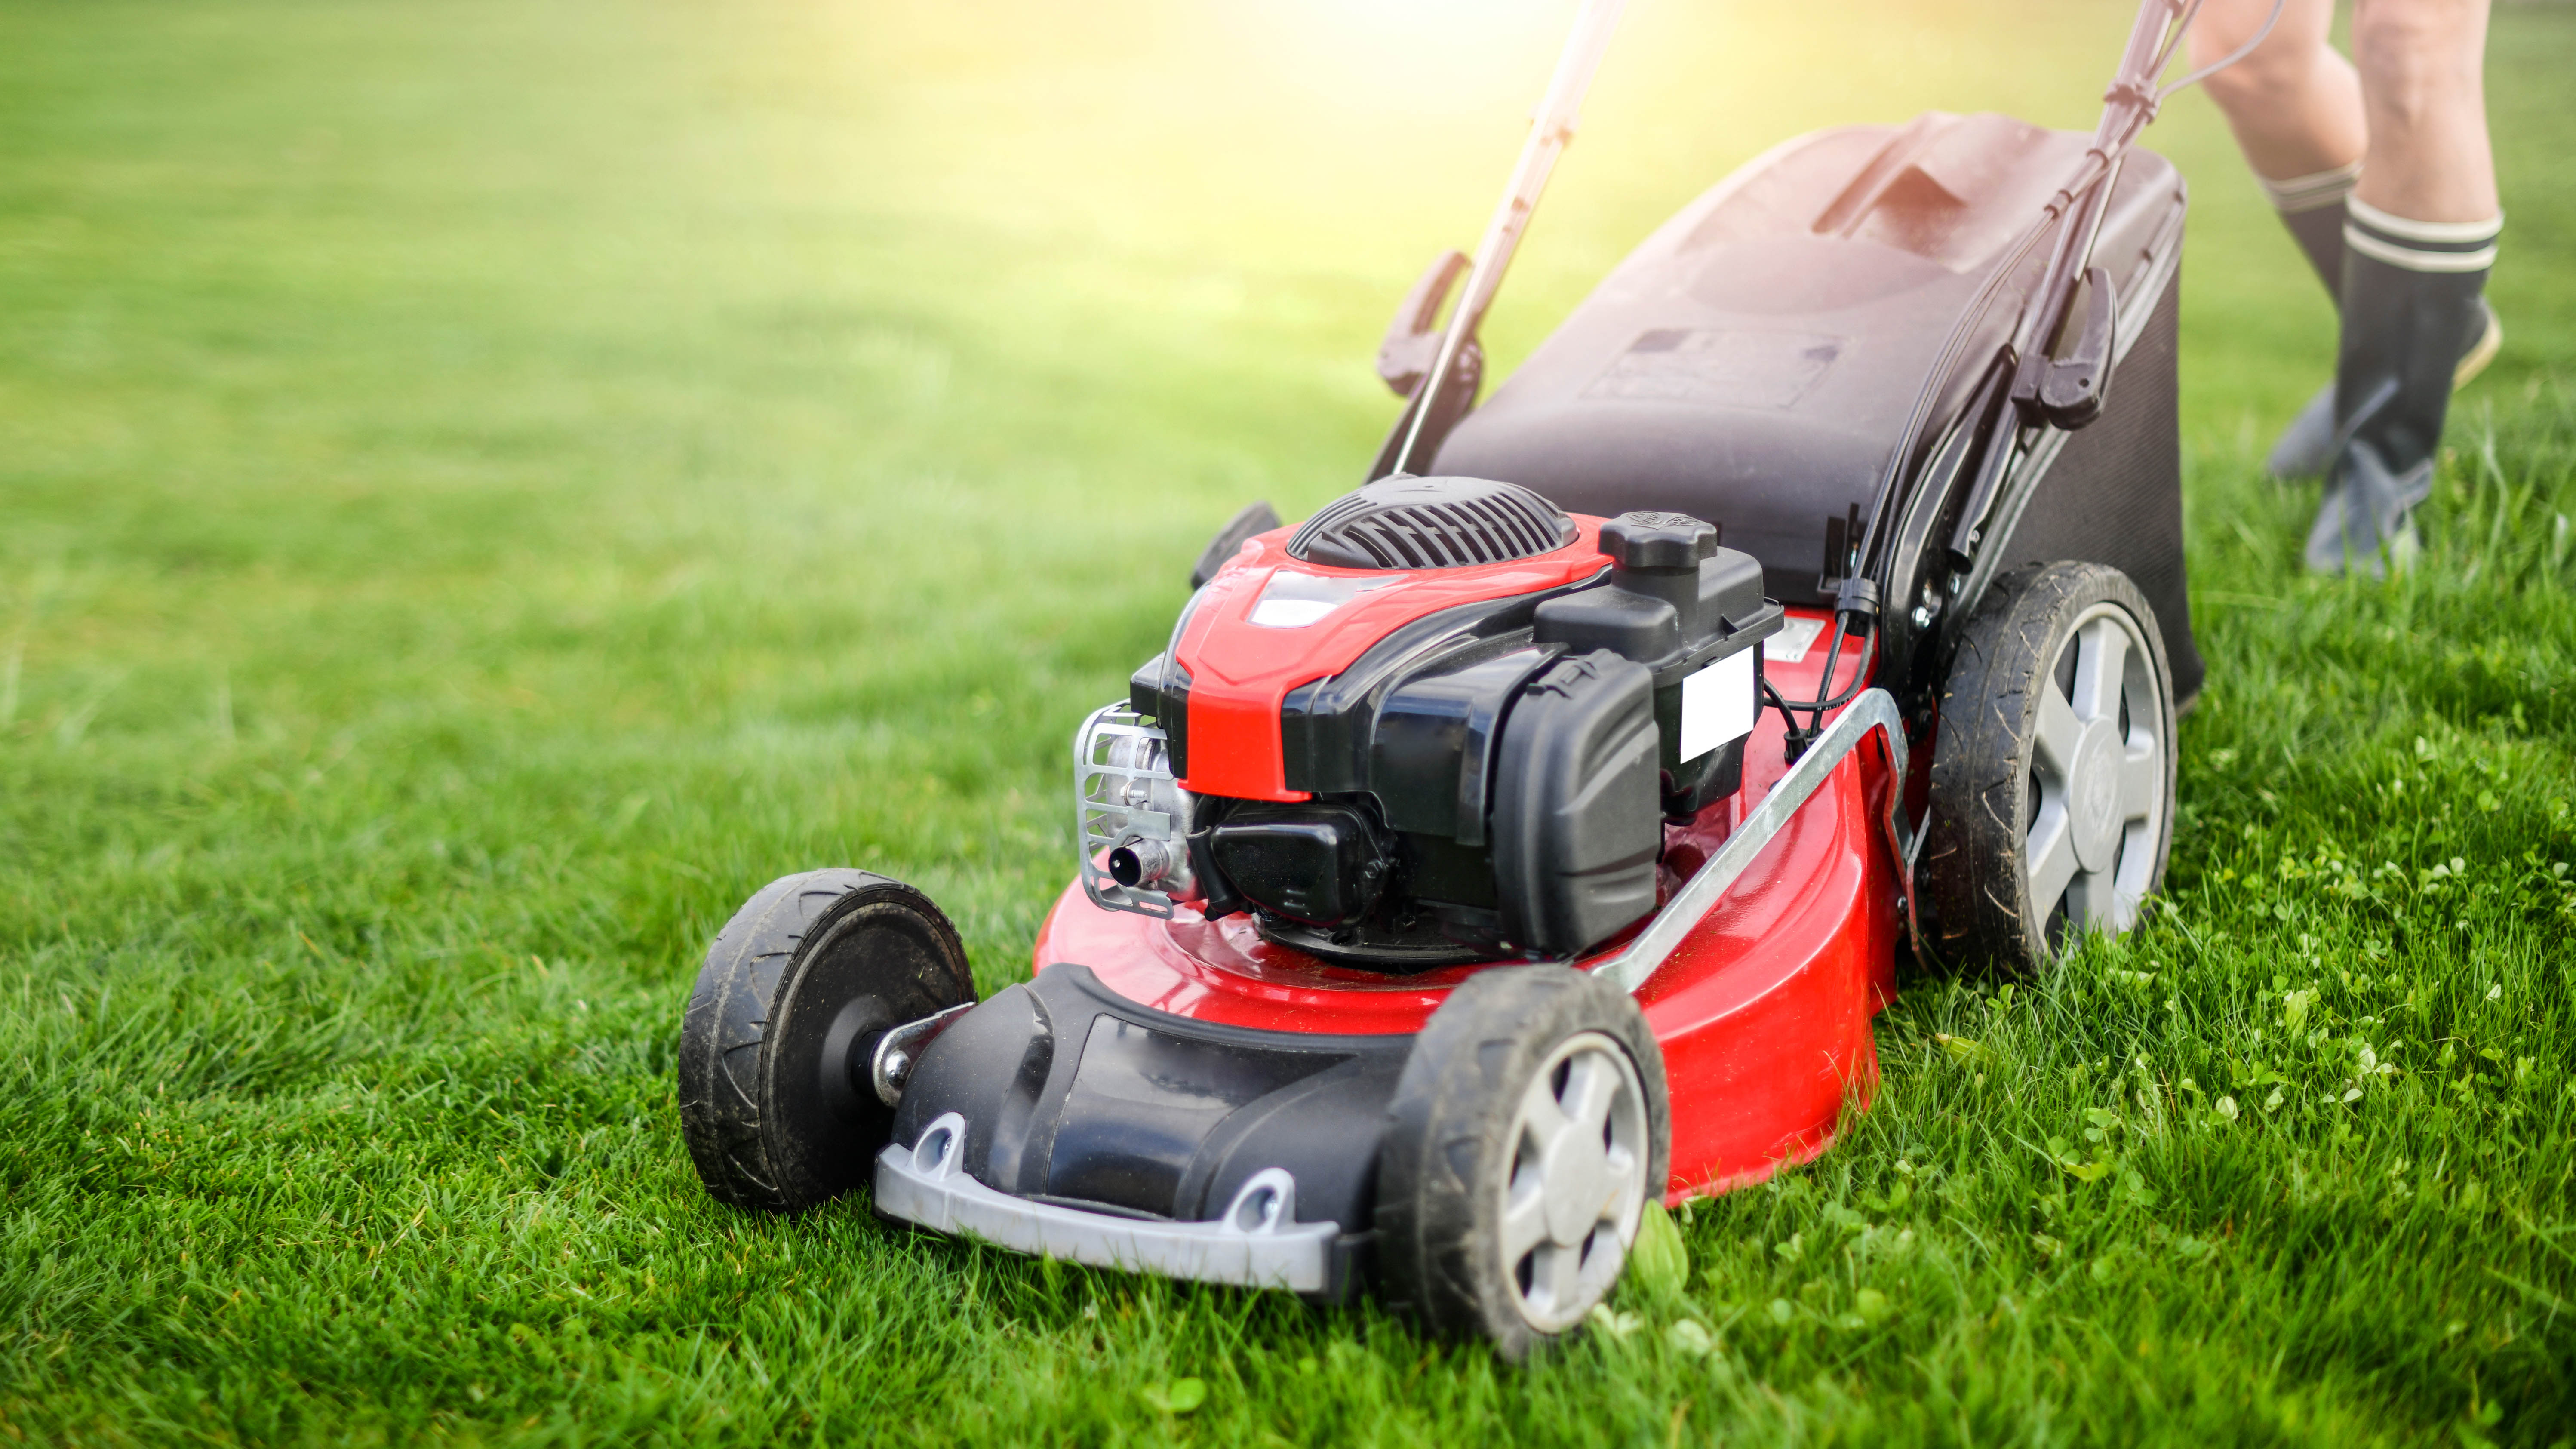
top-left (1287, 476), bottom-right (1577, 571)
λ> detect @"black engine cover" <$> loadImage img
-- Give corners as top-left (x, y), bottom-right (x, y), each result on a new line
top-left (1209, 804), bottom-right (1389, 927)
top-left (1489, 650), bottom-right (1662, 954)
top-left (1134, 495), bottom-right (1781, 963)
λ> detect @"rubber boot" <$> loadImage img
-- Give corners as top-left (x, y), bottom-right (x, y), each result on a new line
top-left (2305, 199), bottom-right (2502, 576)
top-left (2269, 295), bottom-right (2500, 482)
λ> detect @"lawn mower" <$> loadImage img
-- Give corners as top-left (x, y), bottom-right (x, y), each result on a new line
top-left (679, 0), bottom-right (2262, 1357)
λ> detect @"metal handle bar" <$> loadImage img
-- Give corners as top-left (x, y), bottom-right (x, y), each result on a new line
top-left (1592, 689), bottom-right (1913, 994)
top-left (1386, 0), bottom-right (1627, 478)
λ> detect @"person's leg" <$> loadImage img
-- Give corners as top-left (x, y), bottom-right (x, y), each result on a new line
top-left (2308, 0), bottom-right (2502, 572)
top-left (2349, 0), bottom-right (2499, 222)
top-left (2346, 0), bottom-right (2502, 387)
top-left (2193, 0), bottom-right (2370, 479)
top-left (2192, 0), bottom-right (2365, 293)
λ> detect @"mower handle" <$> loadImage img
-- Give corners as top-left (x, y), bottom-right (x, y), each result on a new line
top-left (2005, 0), bottom-right (2286, 429)
top-left (1376, 250), bottom-right (1469, 398)
top-left (1830, 0), bottom-right (2283, 664)
top-left (1382, 0), bottom-right (1627, 479)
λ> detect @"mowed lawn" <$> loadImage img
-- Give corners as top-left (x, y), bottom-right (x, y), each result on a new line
top-left (3, 0), bottom-right (2573, 1443)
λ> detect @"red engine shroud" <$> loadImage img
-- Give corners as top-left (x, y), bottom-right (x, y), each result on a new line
top-left (1039, 572), bottom-right (1901, 1202)
top-left (1171, 519), bottom-right (1611, 802)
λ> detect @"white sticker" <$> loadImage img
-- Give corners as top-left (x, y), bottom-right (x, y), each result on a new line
top-left (1247, 597), bottom-right (1340, 627)
top-left (1765, 614), bottom-right (1826, 663)
top-left (1679, 649), bottom-right (1755, 762)
top-left (1245, 569), bottom-right (1394, 628)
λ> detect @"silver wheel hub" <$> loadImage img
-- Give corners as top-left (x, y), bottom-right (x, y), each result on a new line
top-left (1497, 1032), bottom-right (1650, 1334)
top-left (2026, 606), bottom-right (2166, 942)
top-left (2068, 718), bottom-right (2125, 871)
top-left (1540, 1123), bottom-right (1613, 1243)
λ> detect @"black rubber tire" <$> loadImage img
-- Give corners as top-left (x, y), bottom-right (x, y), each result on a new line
top-left (1375, 965), bottom-right (1670, 1361)
top-left (677, 870), bottom-right (975, 1213)
top-left (1922, 562), bottom-right (2178, 975)
top-left (1189, 500), bottom-right (1282, 588)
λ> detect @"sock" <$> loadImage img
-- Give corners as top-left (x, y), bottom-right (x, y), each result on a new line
top-left (2257, 160), bottom-right (2362, 299)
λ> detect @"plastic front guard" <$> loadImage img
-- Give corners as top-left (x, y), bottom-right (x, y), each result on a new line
top-left (875, 959), bottom-right (1413, 1302)
top-left (876, 1112), bottom-right (1340, 1294)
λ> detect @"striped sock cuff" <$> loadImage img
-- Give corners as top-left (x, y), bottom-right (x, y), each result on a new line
top-left (2256, 160), bottom-right (2362, 214)
top-left (2345, 197), bottom-right (2502, 273)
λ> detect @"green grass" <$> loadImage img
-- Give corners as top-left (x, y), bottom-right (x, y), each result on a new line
top-left (3, 0), bottom-right (2572, 1443)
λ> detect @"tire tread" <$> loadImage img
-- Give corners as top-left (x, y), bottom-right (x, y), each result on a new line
top-left (1922, 562), bottom-right (2175, 973)
top-left (676, 869), bottom-right (971, 1212)
top-left (1376, 966), bottom-right (1670, 1359)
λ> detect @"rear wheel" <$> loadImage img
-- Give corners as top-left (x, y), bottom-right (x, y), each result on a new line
top-left (1375, 965), bottom-right (1669, 1360)
top-left (1923, 562), bottom-right (2176, 973)
top-left (1189, 501), bottom-right (1282, 588)
top-left (678, 870), bottom-right (975, 1212)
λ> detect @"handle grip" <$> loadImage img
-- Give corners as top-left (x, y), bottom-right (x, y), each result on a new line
top-left (2034, 266), bottom-right (2118, 430)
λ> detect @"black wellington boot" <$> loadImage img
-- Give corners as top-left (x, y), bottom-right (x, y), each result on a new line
top-left (2259, 164), bottom-right (2505, 483)
top-left (2305, 198), bottom-right (2502, 575)
top-left (2269, 299), bottom-right (2499, 482)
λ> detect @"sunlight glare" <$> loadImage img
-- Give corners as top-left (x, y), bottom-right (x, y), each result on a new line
top-left (1215, 0), bottom-right (1581, 120)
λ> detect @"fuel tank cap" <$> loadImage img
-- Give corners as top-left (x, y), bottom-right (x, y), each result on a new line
top-left (1598, 511), bottom-right (1719, 571)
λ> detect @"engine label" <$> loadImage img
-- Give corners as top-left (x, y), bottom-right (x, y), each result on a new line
top-left (1679, 649), bottom-right (1755, 762)
top-left (1764, 614), bottom-right (1826, 663)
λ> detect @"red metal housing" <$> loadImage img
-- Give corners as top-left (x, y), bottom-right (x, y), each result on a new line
top-left (1035, 604), bottom-right (1900, 1202)
top-left (1173, 521), bottom-right (1610, 802)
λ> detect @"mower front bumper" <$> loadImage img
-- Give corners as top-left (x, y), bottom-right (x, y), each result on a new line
top-left (874, 963), bottom-right (1414, 1300)
top-left (874, 1112), bottom-right (1337, 1293)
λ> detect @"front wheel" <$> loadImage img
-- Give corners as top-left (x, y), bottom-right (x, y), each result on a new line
top-left (1923, 562), bottom-right (2177, 973)
top-left (1375, 965), bottom-right (1670, 1360)
top-left (677, 870), bottom-right (975, 1212)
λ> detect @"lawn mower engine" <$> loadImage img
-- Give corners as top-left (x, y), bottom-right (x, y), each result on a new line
top-left (1082, 475), bottom-right (1783, 969)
